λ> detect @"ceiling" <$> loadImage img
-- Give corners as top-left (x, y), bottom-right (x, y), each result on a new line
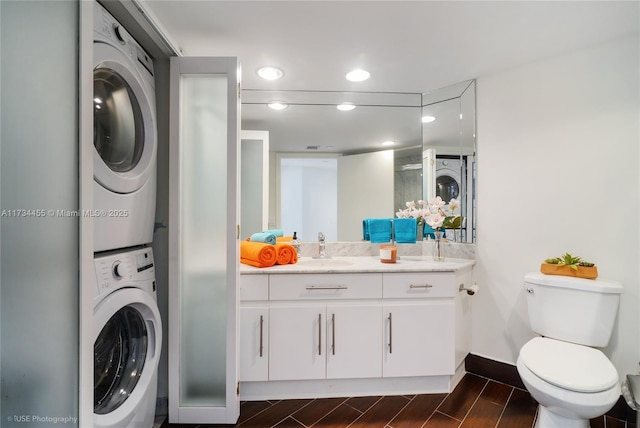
top-left (140, 1), bottom-right (639, 152)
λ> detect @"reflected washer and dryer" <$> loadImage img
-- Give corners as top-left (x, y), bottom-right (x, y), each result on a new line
top-left (94, 247), bottom-right (161, 428)
top-left (93, 2), bottom-right (157, 252)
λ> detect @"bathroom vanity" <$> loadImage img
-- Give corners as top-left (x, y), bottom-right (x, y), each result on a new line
top-left (239, 256), bottom-right (474, 400)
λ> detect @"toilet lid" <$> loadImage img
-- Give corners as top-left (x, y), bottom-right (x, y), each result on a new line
top-left (520, 337), bottom-right (618, 393)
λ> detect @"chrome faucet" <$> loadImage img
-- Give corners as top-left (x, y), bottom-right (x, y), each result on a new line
top-left (317, 232), bottom-right (326, 258)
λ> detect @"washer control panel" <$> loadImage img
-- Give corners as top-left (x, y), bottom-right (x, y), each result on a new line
top-left (94, 2), bottom-right (154, 78)
top-left (94, 247), bottom-right (155, 297)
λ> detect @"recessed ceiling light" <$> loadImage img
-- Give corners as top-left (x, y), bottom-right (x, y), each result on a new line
top-left (421, 115), bottom-right (436, 123)
top-left (257, 66), bottom-right (284, 80)
top-left (381, 140), bottom-right (396, 146)
top-left (267, 101), bottom-right (288, 110)
top-left (337, 102), bottom-right (356, 111)
top-left (346, 69), bottom-right (370, 82)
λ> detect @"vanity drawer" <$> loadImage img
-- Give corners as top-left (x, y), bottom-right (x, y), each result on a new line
top-left (270, 273), bottom-right (382, 301)
top-left (240, 274), bottom-right (269, 301)
top-left (383, 272), bottom-right (456, 299)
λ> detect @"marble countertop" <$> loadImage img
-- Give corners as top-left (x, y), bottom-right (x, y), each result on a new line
top-left (240, 256), bottom-right (475, 274)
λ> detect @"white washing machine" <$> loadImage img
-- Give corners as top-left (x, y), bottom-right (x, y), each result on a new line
top-left (93, 2), bottom-right (157, 252)
top-left (94, 247), bottom-right (161, 428)
top-left (436, 157), bottom-right (463, 203)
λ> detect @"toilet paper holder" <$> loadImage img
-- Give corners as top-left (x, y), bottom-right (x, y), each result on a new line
top-left (459, 283), bottom-right (479, 295)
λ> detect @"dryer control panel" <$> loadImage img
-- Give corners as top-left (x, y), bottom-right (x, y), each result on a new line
top-left (94, 247), bottom-right (155, 297)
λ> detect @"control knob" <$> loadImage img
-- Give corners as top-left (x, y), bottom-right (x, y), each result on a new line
top-left (112, 261), bottom-right (123, 279)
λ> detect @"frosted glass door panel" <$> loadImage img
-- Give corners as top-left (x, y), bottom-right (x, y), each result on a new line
top-left (179, 74), bottom-right (228, 406)
top-left (1, 1), bottom-right (79, 426)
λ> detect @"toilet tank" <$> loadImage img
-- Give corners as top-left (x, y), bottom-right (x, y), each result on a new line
top-left (523, 272), bottom-right (623, 347)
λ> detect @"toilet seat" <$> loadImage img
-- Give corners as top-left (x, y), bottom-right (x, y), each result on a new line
top-left (520, 337), bottom-right (618, 393)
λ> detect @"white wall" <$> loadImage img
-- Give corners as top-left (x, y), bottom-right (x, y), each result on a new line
top-left (473, 35), bottom-right (640, 378)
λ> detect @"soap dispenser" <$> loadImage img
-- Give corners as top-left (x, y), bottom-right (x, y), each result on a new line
top-left (291, 232), bottom-right (301, 256)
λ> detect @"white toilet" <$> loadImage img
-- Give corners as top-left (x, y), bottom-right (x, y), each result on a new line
top-left (517, 272), bottom-right (623, 428)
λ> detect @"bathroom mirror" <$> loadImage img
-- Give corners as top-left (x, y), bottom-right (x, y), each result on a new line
top-left (240, 80), bottom-right (476, 243)
top-left (422, 80), bottom-right (476, 243)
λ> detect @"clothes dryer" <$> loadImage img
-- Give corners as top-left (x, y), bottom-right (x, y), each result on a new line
top-left (94, 246), bottom-right (161, 428)
top-left (93, 2), bottom-right (157, 252)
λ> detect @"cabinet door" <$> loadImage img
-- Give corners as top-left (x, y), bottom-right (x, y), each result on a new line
top-left (239, 306), bottom-right (268, 382)
top-left (326, 304), bottom-right (382, 379)
top-left (269, 305), bottom-right (326, 381)
top-left (168, 57), bottom-right (240, 424)
top-left (383, 302), bottom-right (455, 378)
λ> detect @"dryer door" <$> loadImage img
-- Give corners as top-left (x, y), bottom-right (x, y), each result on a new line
top-left (93, 42), bottom-right (156, 194)
top-left (435, 159), bottom-right (462, 203)
top-left (94, 288), bottom-right (161, 426)
top-left (436, 173), bottom-right (460, 203)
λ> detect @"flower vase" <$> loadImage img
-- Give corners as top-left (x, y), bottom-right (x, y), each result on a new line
top-left (416, 223), bottom-right (424, 242)
top-left (433, 230), bottom-right (445, 261)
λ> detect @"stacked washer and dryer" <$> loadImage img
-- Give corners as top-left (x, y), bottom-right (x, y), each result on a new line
top-left (92, 3), bottom-right (161, 428)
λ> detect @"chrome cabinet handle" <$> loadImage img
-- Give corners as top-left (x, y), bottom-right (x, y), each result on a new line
top-left (388, 312), bottom-right (393, 354)
top-left (331, 313), bottom-right (336, 355)
top-left (259, 315), bottom-right (264, 357)
top-left (306, 285), bottom-right (348, 290)
top-left (409, 284), bottom-right (433, 289)
top-left (318, 313), bottom-right (322, 355)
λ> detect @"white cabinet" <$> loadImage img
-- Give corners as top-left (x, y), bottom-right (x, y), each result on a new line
top-left (326, 303), bottom-right (382, 379)
top-left (268, 273), bottom-right (382, 381)
top-left (269, 304), bottom-right (326, 380)
top-left (382, 302), bottom-right (454, 377)
top-left (382, 272), bottom-right (456, 378)
top-left (239, 265), bottom-right (472, 399)
top-left (239, 306), bottom-right (269, 382)
top-left (268, 303), bottom-right (383, 381)
top-left (239, 275), bottom-right (269, 382)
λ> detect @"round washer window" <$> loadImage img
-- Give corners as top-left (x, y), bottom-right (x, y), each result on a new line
top-left (436, 174), bottom-right (459, 203)
top-left (94, 306), bottom-right (148, 414)
top-left (94, 68), bottom-right (145, 173)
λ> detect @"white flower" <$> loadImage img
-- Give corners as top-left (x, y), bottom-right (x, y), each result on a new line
top-left (425, 211), bottom-right (445, 229)
top-left (398, 197), bottom-right (462, 231)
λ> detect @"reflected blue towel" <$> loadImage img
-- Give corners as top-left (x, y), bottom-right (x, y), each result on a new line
top-left (263, 229), bottom-right (284, 237)
top-left (250, 232), bottom-right (277, 245)
top-left (394, 218), bottom-right (417, 243)
top-left (424, 224), bottom-right (436, 240)
top-left (363, 218), bottom-right (392, 243)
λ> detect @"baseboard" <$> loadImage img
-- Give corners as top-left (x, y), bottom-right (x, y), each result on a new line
top-left (465, 353), bottom-right (636, 424)
top-left (465, 353), bottom-right (526, 390)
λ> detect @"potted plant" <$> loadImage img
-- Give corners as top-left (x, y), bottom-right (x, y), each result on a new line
top-left (540, 252), bottom-right (598, 279)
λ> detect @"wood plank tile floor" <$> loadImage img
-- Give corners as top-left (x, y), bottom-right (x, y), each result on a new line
top-left (161, 373), bottom-right (633, 428)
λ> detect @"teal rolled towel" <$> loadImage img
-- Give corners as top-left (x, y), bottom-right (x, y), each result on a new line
top-left (250, 232), bottom-right (277, 245)
top-left (394, 218), bottom-right (417, 243)
top-left (263, 229), bottom-right (284, 237)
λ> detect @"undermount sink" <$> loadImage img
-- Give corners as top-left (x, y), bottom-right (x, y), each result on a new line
top-left (297, 258), bottom-right (354, 267)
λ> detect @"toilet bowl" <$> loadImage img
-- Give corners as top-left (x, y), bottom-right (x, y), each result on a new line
top-left (517, 338), bottom-right (620, 428)
top-left (518, 273), bottom-right (623, 428)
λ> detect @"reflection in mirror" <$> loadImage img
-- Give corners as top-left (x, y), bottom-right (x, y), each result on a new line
top-left (422, 80), bottom-right (476, 242)
top-left (240, 81), bottom-right (476, 243)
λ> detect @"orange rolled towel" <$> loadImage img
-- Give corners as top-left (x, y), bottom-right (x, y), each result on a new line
top-left (275, 242), bottom-right (298, 265)
top-left (240, 241), bottom-right (277, 268)
top-left (276, 236), bottom-right (293, 242)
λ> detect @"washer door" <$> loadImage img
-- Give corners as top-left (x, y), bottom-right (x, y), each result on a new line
top-left (94, 287), bottom-right (161, 426)
top-left (94, 42), bottom-right (156, 194)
